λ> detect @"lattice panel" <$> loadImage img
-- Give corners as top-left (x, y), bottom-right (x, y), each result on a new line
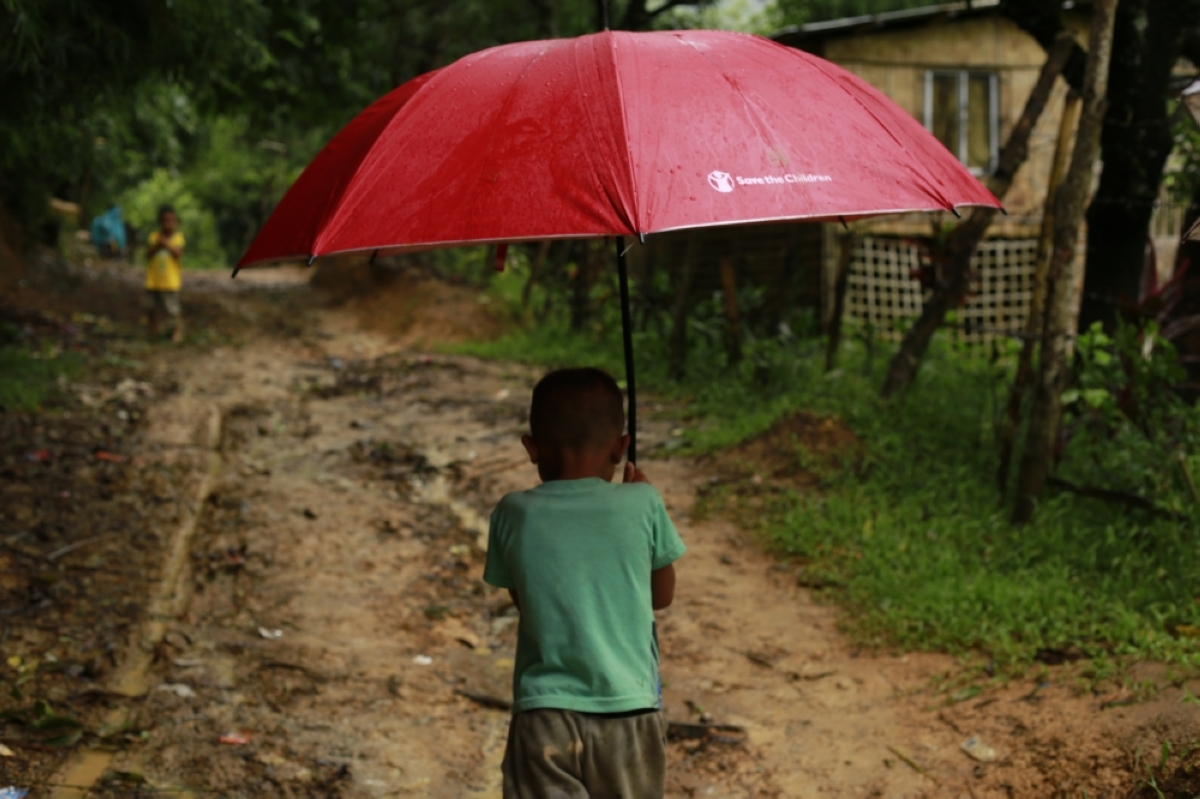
top-left (843, 236), bottom-right (1039, 345)
top-left (843, 237), bottom-right (926, 341)
top-left (961, 238), bottom-right (1039, 343)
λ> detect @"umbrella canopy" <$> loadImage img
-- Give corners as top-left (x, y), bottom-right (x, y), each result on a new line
top-left (237, 29), bottom-right (999, 268)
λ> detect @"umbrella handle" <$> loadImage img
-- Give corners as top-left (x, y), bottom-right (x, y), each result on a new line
top-left (616, 236), bottom-right (637, 465)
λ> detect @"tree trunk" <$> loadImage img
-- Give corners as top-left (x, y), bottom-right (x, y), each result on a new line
top-left (1079, 0), bottom-right (1200, 329)
top-left (997, 91), bottom-right (1082, 493)
top-left (1012, 0), bottom-right (1118, 525)
top-left (879, 34), bottom-right (1075, 399)
top-left (569, 241), bottom-right (592, 332)
top-left (522, 240), bottom-right (552, 308)
top-left (719, 257), bottom-right (742, 366)
top-left (825, 232), bottom-right (856, 372)
top-left (667, 234), bottom-right (700, 380)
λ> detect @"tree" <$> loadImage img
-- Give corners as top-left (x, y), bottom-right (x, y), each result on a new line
top-left (1080, 0), bottom-right (1200, 329)
top-left (1012, 0), bottom-right (1118, 524)
top-left (0, 0), bottom-right (259, 228)
top-left (1002, 0), bottom-right (1200, 330)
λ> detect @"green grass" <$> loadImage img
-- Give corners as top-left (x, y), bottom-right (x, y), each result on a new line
top-left (457, 311), bottom-right (1200, 673)
top-left (0, 345), bottom-right (84, 412)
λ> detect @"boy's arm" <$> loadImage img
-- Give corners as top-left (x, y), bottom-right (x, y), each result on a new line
top-left (651, 565), bottom-right (675, 610)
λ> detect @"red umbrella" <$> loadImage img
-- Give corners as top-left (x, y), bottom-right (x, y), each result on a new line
top-left (237, 29), bottom-right (1001, 459)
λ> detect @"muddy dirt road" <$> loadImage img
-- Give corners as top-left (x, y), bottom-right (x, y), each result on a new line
top-left (7, 265), bottom-right (1197, 799)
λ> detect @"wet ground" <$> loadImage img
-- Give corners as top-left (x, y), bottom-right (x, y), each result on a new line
top-left (2, 258), bottom-right (1199, 799)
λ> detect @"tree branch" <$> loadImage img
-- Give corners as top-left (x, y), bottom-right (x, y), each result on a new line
top-left (1001, 0), bottom-right (1087, 91)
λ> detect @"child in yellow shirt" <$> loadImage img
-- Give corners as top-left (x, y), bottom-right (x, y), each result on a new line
top-left (145, 204), bottom-right (185, 342)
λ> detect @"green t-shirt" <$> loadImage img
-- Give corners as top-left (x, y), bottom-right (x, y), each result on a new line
top-left (483, 478), bottom-right (686, 714)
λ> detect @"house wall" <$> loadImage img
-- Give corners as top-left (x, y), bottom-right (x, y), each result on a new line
top-left (813, 11), bottom-right (1091, 238)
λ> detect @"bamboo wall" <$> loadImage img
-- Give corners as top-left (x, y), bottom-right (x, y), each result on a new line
top-left (813, 11), bottom-right (1091, 238)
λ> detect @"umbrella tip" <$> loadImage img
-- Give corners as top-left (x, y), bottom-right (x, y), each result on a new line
top-left (950, 207), bottom-right (963, 219)
top-left (638, 232), bottom-right (646, 245)
top-left (231, 267), bottom-right (240, 279)
top-left (307, 255), bottom-right (316, 267)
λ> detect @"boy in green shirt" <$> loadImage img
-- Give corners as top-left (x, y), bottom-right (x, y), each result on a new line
top-left (484, 368), bottom-right (686, 798)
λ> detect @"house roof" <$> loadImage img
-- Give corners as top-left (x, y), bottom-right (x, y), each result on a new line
top-left (772, 0), bottom-right (1087, 47)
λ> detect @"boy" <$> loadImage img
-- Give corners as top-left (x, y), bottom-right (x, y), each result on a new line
top-left (144, 204), bottom-right (185, 342)
top-left (484, 368), bottom-right (686, 799)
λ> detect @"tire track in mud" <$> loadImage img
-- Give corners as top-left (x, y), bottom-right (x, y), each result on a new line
top-left (49, 400), bottom-right (224, 799)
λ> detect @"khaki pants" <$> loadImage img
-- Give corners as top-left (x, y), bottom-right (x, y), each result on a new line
top-left (502, 709), bottom-right (666, 799)
top-left (144, 290), bottom-right (181, 317)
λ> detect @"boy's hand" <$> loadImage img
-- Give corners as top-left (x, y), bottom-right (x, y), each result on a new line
top-left (623, 462), bottom-right (649, 484)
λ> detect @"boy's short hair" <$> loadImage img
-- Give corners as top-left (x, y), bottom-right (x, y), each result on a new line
top-left (157, 204), bottom-right (176, 221)
top-left (529, 368), bottom-right (625, 451)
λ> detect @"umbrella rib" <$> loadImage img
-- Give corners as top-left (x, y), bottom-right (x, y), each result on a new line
top-left (784, 45), bottom-right (967, 213)
top-left (606, 33), bottom-right (643, 235)
top-left (566, 35), bottom-right (638, 236)
top-left (308, 69), bottom-right (446, 259)
top-left (455, 44), bottom-right (559, 244)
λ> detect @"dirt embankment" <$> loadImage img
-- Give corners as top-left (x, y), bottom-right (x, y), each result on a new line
top-left (310, 257), bottom-right (507, 348)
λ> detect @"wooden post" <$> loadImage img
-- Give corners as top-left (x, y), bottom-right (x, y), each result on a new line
top-left (667, 233), bottom-right (700, 380)
top-left (997, 89), bottom-right (1081, 492)
top-left (569, 240), bottom-right (592, 332)
top-left (719, 257), bottom-right (742, 365)
top-left (825, 232), bottom-right (856, 372)
top-left (522, 239), bottom-right (552, 308)
top-left (1013, 0), bottom-right (1118, 524)
top-left (880, 33), bottom-right (1076, 400)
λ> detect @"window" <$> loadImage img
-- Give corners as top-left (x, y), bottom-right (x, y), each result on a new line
top-left (924, 70), bottom-right (999, 175)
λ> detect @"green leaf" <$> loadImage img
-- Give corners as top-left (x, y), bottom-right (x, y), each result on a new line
top-left (44, 728), bottom-right (84, 748)
top-left (1082, 389), bottom-right (1111, 409)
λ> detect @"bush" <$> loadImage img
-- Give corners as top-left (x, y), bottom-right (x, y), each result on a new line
top-left (119, 169), bottom-right (226, 269)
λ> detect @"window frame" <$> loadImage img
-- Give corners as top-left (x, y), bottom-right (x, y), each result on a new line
top-left (923, 69), bottom-right (1000, 176)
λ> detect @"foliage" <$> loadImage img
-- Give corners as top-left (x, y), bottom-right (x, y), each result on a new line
top-left (775, 0), bottom-right (935, 26)
top-left (117, 169), bottom-right (225, 269)
top-left (1165, 99), bottom-right (1200, 208)
top-left (0, 343), bottom-right (83, 412)
top-left (666, 0), bottom-right (777, 34)
top-left (1058, 322), bottom-right (1200, 515)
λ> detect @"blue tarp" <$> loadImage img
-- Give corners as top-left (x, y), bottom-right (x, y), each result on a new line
top-left (90, 206), bottom-right (126, 254)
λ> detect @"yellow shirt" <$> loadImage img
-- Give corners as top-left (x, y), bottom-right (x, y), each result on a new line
top-left (145, 231), bottom-right (185, 292)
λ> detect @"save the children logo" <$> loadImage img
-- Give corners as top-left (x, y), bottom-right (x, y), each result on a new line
top-left (707, 169), bottom-right (833, 192)
top-left (707, 171), bottom-right (735, 193)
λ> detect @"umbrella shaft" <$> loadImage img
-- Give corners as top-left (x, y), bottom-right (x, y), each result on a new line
top-left (616, 237), bottom-right (637, 465)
